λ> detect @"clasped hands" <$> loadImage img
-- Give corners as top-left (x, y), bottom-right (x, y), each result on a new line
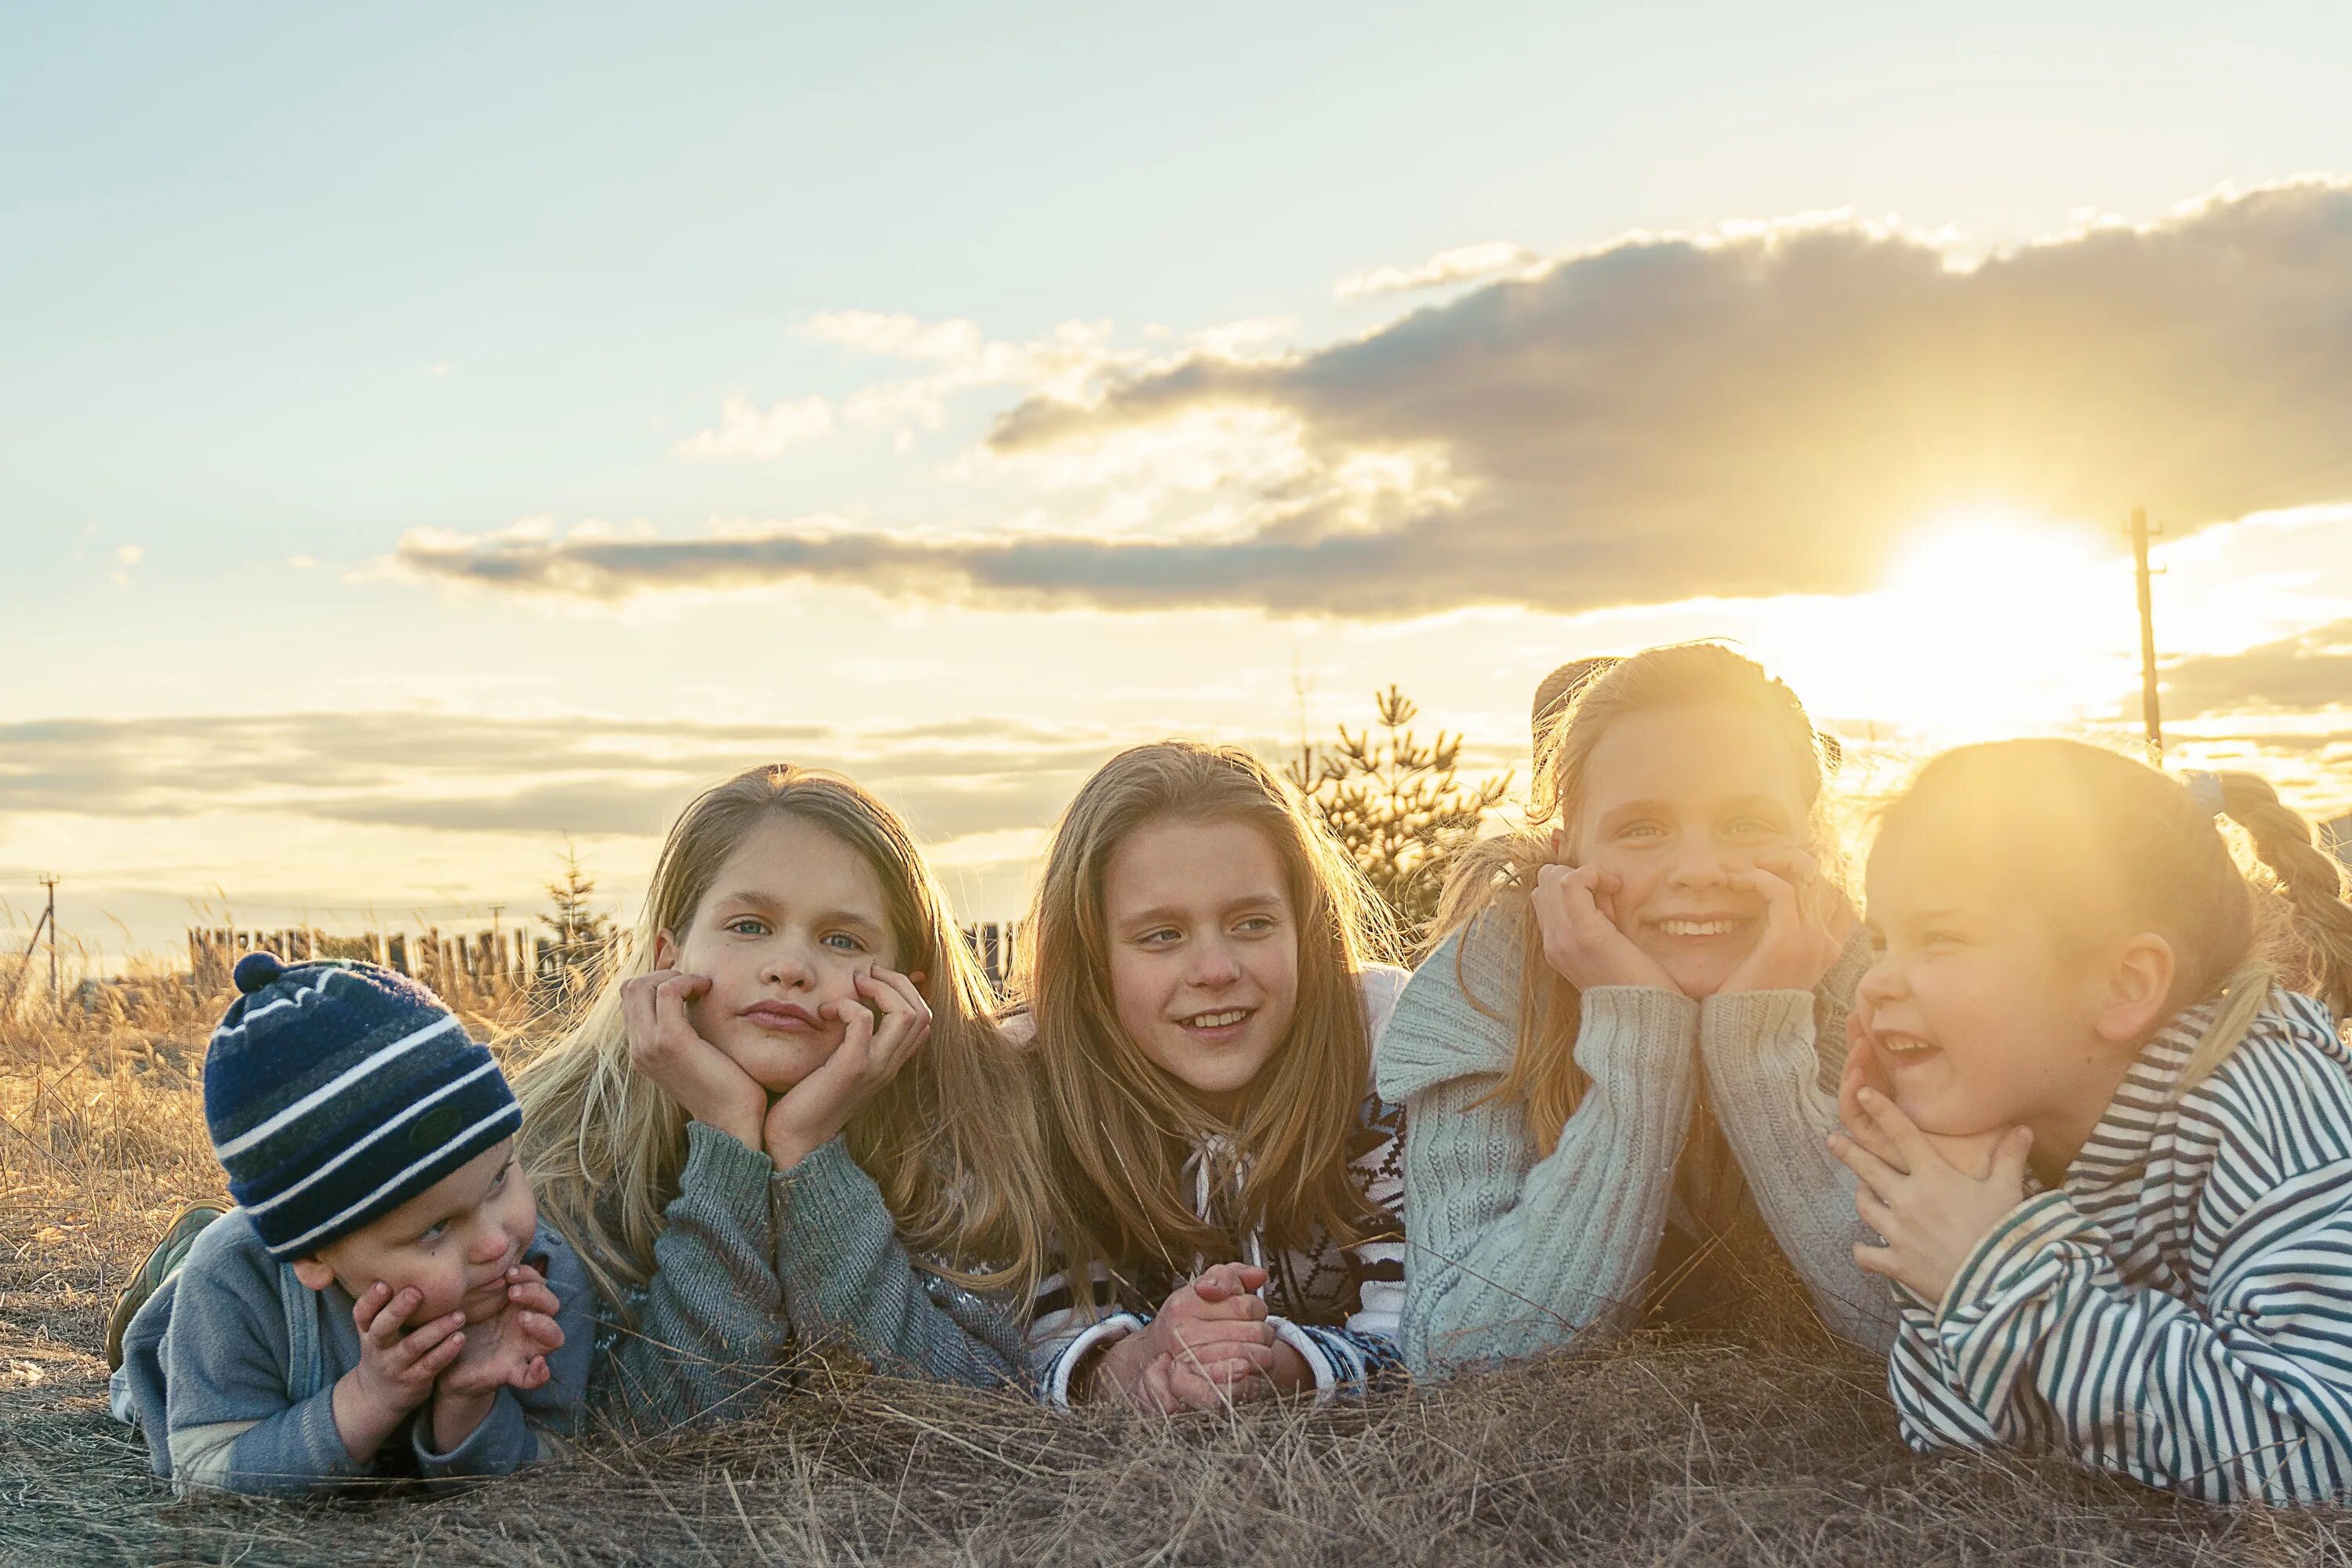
top-left (334, 1265), bottom-right (565, 1462)
top-left (1082, 1262), bottom-right (1313, 1413)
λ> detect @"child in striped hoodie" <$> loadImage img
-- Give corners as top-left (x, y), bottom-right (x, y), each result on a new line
top-left (1014, 742), bottom-right (1409, 1410)
top-left (1830, 739), bottom-right (2352, 1503)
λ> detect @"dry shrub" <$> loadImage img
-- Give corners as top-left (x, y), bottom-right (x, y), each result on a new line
top-left (9, 1011), bottom-right (2352, 1566)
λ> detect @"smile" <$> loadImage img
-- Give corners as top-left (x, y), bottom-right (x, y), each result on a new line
top-left (1876, 1030), bottom-right (1940, 1060)
top-left (1178, 1008), bottom-right (1253, 1030)
top-left (1653, 918), bottom-right (1744, 937)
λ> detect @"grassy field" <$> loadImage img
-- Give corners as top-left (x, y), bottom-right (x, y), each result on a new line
top-left (5, 985), bottom-right (2350, 1566)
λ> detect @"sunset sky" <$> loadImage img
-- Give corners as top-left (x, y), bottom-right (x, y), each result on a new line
top-left (6, 3), bottom-right (2352, 963)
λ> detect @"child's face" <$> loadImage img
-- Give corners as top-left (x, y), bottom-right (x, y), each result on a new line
top-left (1101, 815), bottom-right (1301, 1119)
top-left (658, 816), bottom-right (900, 1094)
top-left (293, 1139), bottom-right (538, 1326)
top-left (1570, 703), bottom-right (1813, 999)
top-left (1857, 829), bottom-right (2133, 1152)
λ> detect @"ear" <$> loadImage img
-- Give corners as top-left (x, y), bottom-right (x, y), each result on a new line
top-left (289, 1256), bottom-right (337, 1293)
top-left (2094, 932), bottom-right (2176, 1044)
top-left (652, 929), bottom-right (679, 971)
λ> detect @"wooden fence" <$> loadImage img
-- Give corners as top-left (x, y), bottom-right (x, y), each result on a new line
top-left (186, 920), bottom-right (1026, 999)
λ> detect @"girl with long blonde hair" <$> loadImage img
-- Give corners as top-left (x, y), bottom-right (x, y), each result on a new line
top-left (514, 764), bottom-right (1050, 1425)
top-left (1832, 739), bottom-right (2352, 1502)
top-left (1014, 741), bottom-right (1410, 1410)
top-left (1377, 643), bottom-right (1891, 1375)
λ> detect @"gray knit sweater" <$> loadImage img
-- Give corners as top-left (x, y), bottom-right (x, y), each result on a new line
top-left (590, 1122), bottom-right (1026, 1433)
top-left (1374, 905), bottom-right (1896, 1374)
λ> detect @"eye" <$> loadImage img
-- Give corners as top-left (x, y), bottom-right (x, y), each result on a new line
top-left (1233, 914), bottom-right (1279, 936)
top-left (822, 931), bottom-right (868, 953)
top-left (1726, 815), bottom-right (1782, 837)
top-left (1613, 821), bottom-right (1665, 840)
top-left (725, 916), bottom-right (769, 937)
top-left (1921, 928), bottom-right (1968, 948)
top-left (419, 1220), bottom-right (449, 1243)
top-left (1138, 927), bottom-right (1182, 947)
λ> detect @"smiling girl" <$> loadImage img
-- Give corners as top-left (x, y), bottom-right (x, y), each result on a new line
top-left (1377, 643), bottom-right (1893, 1374)
top-left (1831, 739), bottom-right (2352, 1502)
top-left (1015, 742), bottom-right (1410, 1411)
top-left (514, 764), bottom-right (1049, 1425)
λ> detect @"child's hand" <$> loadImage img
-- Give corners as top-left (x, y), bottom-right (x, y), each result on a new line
top-left (331, 1282), bottom-right (469, 1464)
top-left (622, 967), bottom-right (767, 1151)
top-left (1090, 1263), bottom-right (1279, 1410)
top-left (1831, 1085), bottom-right (2034, 1305)
top-left (438, 1265), bottom-right (567, 1399)
top-left (427, 1265), bottom-right (567, 1453)
top-left (1719, 849), bottom-right (1848, 994)
top-left (1530, 833), bottom-right (1680, 993)
top-left (762, 967), bottom-right (931, 1171)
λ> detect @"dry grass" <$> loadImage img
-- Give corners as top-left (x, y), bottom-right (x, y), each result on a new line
top-left (7, 995), bottom-right (2351, 1566)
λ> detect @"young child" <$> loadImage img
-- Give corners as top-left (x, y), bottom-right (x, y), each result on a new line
top-left (1377, 643), bottom-right (1889, 1375)
top-left (1014, 741), bottom-right (1410, 1410)
top-left (1831, 739), bottom-right (2352, 1503)
top-left (110, 953), bottom-right (588, 1494)
top-left (514, 763), bottom-right (1049, 1425)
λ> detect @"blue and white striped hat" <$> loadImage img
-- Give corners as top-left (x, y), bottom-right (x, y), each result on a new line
top-left (203, 953), bottom-right (521, 1260)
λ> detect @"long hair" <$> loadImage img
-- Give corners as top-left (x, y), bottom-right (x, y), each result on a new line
top-left (514, 764), bottom-right (1051, 1313)
top-left (1874, 739), bottom-right (2352, 1084)
top-left (1014, 741), bottom-right (1398, 1312)
top-left (1432, 644), bottom-right (1834, 1154)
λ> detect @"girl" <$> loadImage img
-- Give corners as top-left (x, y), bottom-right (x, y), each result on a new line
top-left (1377, 643), bottom-right (1893, 1376)
top-left (1015, 741), bottom-right (1410, 1410)
top-left (514, 764), bottom-right (1050, 1426)
top-left (1831, 739), bottom-right (2352, 1504)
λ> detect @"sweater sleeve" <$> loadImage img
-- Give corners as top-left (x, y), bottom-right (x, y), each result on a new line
top-left (590, 1121), bottom-right (793, 1433)
top-left (1889, 1162), bottom-right (2352, 1503)
top-left (1377, 913), bottom-right (1699, 1374)
top-left (159, 1239), bottom-right (368, 1496)
top-left (770, 1138), bottom-right (1029, 1391)
top-left (1696, 985), bottom-right (1898, 1352)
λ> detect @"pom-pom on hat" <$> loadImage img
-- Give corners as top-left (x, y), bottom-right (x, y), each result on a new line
top-left (204, 954), bottom-right (520, 1260)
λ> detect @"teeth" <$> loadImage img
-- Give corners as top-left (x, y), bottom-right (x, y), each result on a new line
top-left (1657, 919), bottom-right (1739, 937)
top-left (1877, 1032), bottom-right (1938, 1057)
top-left (1184, 1010), bottom-right (1249, 1029)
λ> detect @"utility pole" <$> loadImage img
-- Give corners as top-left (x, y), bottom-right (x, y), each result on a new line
top-left (2129, 507), bottom-right (2164, 759)
top-left (38, 875), bottom-right (60, 1017)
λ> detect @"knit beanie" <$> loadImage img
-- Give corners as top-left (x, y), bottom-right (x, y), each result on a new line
top-left (203, 953), bottom-right (521, 1260)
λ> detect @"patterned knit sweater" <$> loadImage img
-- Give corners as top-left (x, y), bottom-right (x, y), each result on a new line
top-left (1887, 988), bottom-right (2352, 1503)
top-left (1025, 966), bottom-right (1410, 1405)
top-left (1374, 904), bottom-right (1896, 1374)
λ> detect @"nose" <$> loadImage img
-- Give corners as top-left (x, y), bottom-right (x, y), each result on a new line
top-left (466, 1221), bottom-right (513, 1269)
top-left (761, 936), bottom-right (816, 989)
top-left (1186, 937), bottom-right (1242, 989)
top-left (1664, 841), bottom-right (1731, 890)
top-left (1857, 950), bottom-right (1905, 1007)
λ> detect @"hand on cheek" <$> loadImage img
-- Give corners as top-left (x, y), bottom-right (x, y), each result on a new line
top-left (761, 966), bottom-right (931, 1171)
top-left (620, 964), bottom-right (768, 1152)
top-left (1831, 1087), bottom-right (2034, 1305)
top-left (1531, 830), bottom-right (1680, 993)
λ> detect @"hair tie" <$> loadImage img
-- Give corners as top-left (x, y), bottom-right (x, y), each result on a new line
top-left (2185, 771), bottom-right (2227, 820)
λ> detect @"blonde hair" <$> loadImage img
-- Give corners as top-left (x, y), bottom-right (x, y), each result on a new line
top-left (1434, 644), bottom-right (1833, 1153)
top-left (514, 764), bottom-right (1051, 1313)
top-left (1875, 739), bottom-right (2352, 1085)
top-left (1014, 741), bottom-right (1399, 1312)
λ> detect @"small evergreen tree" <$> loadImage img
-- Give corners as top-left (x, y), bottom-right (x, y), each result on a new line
top-left (1288, 686), bottom-right (1512, 958)
top-left (539, 840), bottom-right (617, 1001)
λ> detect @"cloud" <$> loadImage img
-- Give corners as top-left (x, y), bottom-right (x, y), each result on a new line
top-left (0, 711), bottom-right (1152, 844)
top-left (674, 394), bottom-right (837, 459)
top-left (401, 180), bottom-right (2352, 620)
top-left (2161, 619), bottom-right (2352, 718)
top-left (1334, 241), bottom-right (1542, 300)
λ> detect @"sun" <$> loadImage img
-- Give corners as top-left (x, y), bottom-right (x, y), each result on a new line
top-left (1763, 511), bottom-right (2140, 744)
